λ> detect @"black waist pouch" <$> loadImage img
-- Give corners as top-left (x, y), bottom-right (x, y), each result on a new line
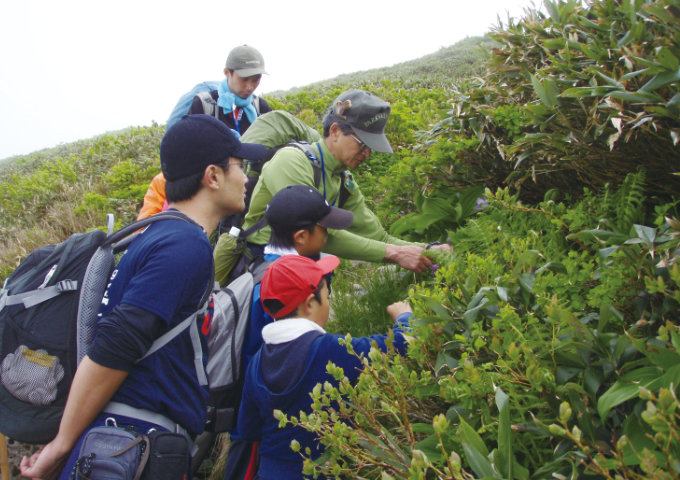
top-left (142, 430), bottom-right (191, 480)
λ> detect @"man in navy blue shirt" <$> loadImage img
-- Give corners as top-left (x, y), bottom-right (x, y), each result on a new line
top-left (20, 114), bottom-right (267, 480)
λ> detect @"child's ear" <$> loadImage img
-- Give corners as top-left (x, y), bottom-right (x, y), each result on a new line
top-left (298, 293), bottom-right (317, 316)
top-left (292, 228), bottom-right (309, 247)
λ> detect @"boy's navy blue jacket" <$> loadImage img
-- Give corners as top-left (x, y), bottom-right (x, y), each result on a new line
top-left (237, 313), bottom-right (412, 479)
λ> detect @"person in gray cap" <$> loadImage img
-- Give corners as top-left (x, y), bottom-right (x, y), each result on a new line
top-left (20, 115), bottom-right (267, 480)
top-left (213, 89), bottom-right (451, 282)
top-left (189, 44), bottom-right (272, 136)
top-left (138, 45), bottom-right (272, 221)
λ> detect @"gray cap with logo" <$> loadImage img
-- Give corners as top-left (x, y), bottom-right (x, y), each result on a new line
top-left (226, 45), bottom-right (267, 77)
top-left (331, 89), bottom-right (393, 153)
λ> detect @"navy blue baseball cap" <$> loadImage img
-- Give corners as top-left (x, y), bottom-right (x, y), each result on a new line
top-left (161, 114), bottom-right (267, 181)
top-left (265, 185), bottom-right (354, 232)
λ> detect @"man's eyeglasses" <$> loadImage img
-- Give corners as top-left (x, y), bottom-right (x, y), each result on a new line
top-left (350, 134), bottom-right (370, 152)
top-left (221, 160), bottom-right (254, 175)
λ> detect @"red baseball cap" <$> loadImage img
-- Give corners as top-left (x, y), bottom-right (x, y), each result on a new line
top-left (260, 255), bottom-right (340, 319)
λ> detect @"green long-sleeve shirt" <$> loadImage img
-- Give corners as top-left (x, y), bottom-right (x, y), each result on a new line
top-left (240, 139), bottom-right (413, 262)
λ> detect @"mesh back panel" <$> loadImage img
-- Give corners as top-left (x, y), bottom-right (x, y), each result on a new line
top-left (206, 273), bottom-right (254, 388)
top-left (76, 246), bottom-right (115, 365)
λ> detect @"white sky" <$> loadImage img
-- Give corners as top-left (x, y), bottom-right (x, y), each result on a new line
top-left (0, 0), bottom-right (538, 160)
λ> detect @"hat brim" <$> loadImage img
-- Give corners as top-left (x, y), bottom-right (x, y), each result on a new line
top-left (234, 142), bottom-right (268, 162)
top-left (317, 207), bottom-right (354, 230)
top-left (234, 67), bottom-right (268, 77)
top-left (316, 255), bottom-right (340, 275)
top-left (353, 129), bottom-right (393, 154)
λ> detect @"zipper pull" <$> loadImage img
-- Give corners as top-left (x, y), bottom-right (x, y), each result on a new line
top-left (38, 264), bottom-right (58, 289)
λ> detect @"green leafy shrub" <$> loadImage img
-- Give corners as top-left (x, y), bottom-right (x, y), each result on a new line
top-left (389, 185), bottom-right (485, 242)
top-left (408, 0), bottom-right (680, 202)
top-left (283, 179), bottom-right (680, 478)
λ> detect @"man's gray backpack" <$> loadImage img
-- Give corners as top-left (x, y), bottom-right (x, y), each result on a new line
top-left (203, 260), bottom-right (269, 433)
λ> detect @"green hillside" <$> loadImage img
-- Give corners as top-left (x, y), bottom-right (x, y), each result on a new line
top-left (2, 1), bottom-right (680, 478)
top-left (271, 36), bottom-right (496, 94)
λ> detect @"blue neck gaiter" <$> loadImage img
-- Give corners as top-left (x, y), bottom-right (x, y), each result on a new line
top-left (217, 79), bottom-right (257, 123)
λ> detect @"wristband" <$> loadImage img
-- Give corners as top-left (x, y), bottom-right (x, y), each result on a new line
top-left (425, 241), bottom-right (442, 250)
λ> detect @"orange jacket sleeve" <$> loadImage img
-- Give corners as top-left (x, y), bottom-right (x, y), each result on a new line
top-left (137, 173), bottom-right (167, 220)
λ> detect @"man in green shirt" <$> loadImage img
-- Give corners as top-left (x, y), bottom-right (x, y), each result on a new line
top-left (214, 90), bottom-right (449, 284)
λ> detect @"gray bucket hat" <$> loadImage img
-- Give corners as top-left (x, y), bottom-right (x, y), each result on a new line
top-left (226, 45), bottom-right (267, 77)
top-left (331, 89), bottom-right (393, 153)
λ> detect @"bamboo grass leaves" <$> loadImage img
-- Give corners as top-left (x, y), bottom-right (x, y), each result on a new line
top-left (434, 0), bottom-right (680, 202)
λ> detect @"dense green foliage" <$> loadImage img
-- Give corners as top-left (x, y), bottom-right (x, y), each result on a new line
top-left (286, 182), bottom-right (680, 479)
top-left (278, 1), bottom-right (680, 478)
top-left (411, 0), bottom-right (680, 204)
top-left (1, 1), bottom-right (679, 478)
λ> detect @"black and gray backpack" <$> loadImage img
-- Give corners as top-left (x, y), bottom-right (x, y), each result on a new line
top-left (0, 211), bottom-right (204, 443)
top-left (166, 81), bottom-right (261, 130)
top-left (196, 91), bottom-right (261, 119)
top-left (202, 260), bottom-right (270, 434)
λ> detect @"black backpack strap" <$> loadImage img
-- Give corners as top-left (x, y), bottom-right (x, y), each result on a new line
top-left (236, 216), bottom-right (268, 242)
top-left (338, 171), bottom-right (352, 209)
top-left (105, 210), bottom-right (198, 251)
top-left (288, 141), bottom-right (352, 206)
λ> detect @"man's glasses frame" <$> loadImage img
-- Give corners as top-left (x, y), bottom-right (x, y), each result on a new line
top-left (221, 160), bottom-right (255, 175)
top-left (349, 134), bottom-right (370, 152)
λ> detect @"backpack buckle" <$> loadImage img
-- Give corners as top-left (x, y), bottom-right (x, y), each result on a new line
top-left (56, 280), bottom-right (78, 292)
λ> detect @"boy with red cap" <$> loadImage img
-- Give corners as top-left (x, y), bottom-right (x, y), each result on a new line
top-left (236, 255), bottom-right (413, 479)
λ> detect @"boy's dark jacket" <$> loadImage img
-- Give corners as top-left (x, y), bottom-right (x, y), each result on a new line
top-left (237, 313), bottom-right (412, 479)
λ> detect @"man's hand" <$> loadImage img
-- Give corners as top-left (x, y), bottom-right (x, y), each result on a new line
top-left (387, 301), bottom-right (412, 321)
top-left (20, 440), bottom-right (71, 480)
top-left (384, 244), bottom-right (433, 273)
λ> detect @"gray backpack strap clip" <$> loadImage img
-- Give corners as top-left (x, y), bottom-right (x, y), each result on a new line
top-left (252, 94), bottom-right (261, 116)
top-left (197, 91), bottom-right (218, 119)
